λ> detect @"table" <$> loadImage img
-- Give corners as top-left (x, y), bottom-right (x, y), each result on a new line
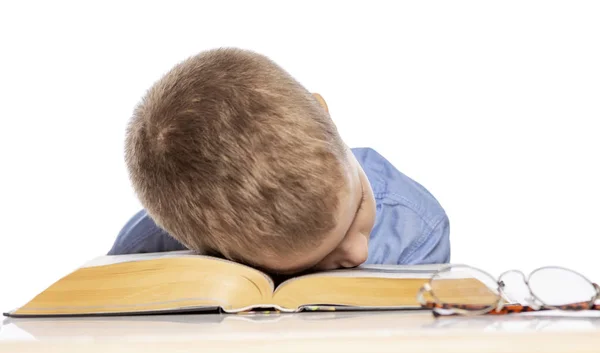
top-left (2, 310), bottom-right (600, 352)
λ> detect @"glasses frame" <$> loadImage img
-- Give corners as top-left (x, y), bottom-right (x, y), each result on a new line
top-left (417, 264), bottom-right (600, 317)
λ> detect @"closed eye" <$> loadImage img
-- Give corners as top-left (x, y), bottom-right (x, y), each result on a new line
top-left (357, 186), bottom-right (366, 212)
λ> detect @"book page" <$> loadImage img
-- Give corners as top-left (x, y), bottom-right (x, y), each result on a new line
top-left (275, 263), bottom-right (487, 291)
top-left (283, 263), bottom-right (448, 281)
top-left (81, 251), bottom-right (276, 291)
top-left (82, 250), bottom-right (200, 268)
top-left (358, 263), bottom-right (449, 273)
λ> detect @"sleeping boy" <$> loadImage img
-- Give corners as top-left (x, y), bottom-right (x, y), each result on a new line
top-left (108, 48), bottom-right (450, 274)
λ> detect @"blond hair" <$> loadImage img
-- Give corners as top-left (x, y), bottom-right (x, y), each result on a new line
top-left (125, 48), bottom-right (348, 265)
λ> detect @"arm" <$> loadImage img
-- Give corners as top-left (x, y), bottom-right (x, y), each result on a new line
top-left (402, 214), bottom-right (450, 264)
top-left (352, 147), bottom-right (450, 265)
top-left (369, 199), bottom-right (450, 265)
top-left (107, 209), bottom-right (187, 255)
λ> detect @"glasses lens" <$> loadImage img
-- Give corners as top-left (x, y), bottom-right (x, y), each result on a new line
top-left (529, 267), bottom-right (596, 307)
top-left (498, 270), bottom-right (533, 304)
top-left (430, 265), bottom-right (500, 309)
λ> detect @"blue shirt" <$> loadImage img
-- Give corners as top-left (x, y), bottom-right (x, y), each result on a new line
top-left (108, 147), bottom-right (450, 265)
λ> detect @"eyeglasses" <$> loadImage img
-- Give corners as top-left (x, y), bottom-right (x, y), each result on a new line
top-left (417, 264), bottom-right (600, 317)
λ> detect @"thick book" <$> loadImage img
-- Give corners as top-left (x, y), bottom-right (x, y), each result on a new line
top-left (3, 251), bottom-right (496, 317)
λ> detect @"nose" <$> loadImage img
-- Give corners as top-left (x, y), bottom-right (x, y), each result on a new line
top-left (339, 245), bottom-right (369, 268)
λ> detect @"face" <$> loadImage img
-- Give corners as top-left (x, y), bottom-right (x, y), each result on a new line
top-left (257, 94), bottom-right (377, 274)
top-left (311, 150), bottom-right (377, 271)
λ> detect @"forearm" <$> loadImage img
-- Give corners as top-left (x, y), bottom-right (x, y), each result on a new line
top-left (107, 209), bottom-right (187, 255)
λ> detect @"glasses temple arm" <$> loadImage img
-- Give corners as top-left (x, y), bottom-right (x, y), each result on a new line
top-left (417, 283), bottom-right (433, 306)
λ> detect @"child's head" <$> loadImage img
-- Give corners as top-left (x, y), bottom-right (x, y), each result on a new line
top-left (126, 48), bottom-right (376, 274)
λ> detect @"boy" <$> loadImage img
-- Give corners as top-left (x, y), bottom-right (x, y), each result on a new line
top-left (108, 48), bottom-right (450, 274)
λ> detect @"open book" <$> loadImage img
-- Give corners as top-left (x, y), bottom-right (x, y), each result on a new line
top-left (3, 251), bottom-right (497, 317)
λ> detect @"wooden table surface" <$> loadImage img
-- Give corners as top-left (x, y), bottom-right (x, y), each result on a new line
top-left (2, 310), bottom-right (600, 353)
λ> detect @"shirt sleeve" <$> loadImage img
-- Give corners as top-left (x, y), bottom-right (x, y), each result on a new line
top-left (107, 209), bottom-right (187, 255)
top-left (353, 147), bottom-right (451, 266)
top-left (402, 214), bottom-right (451, 264)
top-left (367, 192), bottom-right (451, 265)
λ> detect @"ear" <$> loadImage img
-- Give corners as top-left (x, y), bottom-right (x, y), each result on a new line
top-left (312, 93), bottom-right (329, 113)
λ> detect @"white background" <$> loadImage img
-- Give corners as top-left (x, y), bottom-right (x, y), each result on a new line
top-left (1, 1), bottom-right (599, 312)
